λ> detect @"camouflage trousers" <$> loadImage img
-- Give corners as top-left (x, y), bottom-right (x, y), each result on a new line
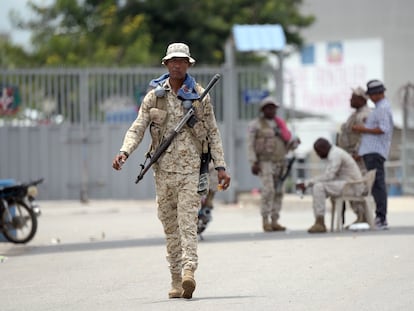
top-left (155, 170), bottom-right (200, 274)
top-left (258, 161), bottom-right (285, 220)
top-left (311, 181), bottom-right (360, 217)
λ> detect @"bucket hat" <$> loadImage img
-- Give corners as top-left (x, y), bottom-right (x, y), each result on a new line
top-left (351, 86), bottom-right (368, 99)
top-left (259, 96), bottom-right (279, 109)
top-left (162, 43), bottom-right (196, 65)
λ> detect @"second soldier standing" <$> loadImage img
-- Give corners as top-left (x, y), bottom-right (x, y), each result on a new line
top-left (247, 96), bottom-right (299, 232)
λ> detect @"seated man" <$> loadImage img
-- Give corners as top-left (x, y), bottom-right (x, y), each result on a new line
top-left (296, 138), bottom-right (364, 233)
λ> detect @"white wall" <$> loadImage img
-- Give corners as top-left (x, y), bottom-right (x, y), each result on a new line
top-left (284, 38), bottom-right (382, 124)
top-left (299, 0), bottom-right (414, 121)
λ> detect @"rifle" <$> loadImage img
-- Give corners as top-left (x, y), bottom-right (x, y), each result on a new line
top-left (135, 74), bottom-right (221, 184)
top-left (280, 156), bottom-right (296, 182)
top-left (197, 146), bottom-right (211, 195)
top-left (274, 156), bottom-right (296, 191)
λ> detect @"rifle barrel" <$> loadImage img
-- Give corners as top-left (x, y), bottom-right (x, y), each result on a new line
top-left (199, 74), bottom-right (220, 102)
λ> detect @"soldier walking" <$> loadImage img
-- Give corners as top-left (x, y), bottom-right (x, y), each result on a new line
top-left (112, 43), bottom-right (231, 299)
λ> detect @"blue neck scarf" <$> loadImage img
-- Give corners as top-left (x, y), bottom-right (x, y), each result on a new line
top-left (149, 73), bottom-right (200, 101)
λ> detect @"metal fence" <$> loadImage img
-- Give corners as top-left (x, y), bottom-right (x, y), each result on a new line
top-left (0, 68), bottom-right (227, 124)
top-left (1, 67), bottom-right (412, 201)
top-left (0, 66), bottom-right (279, 201)
top-left (0, 66), bottom-right (278, 124)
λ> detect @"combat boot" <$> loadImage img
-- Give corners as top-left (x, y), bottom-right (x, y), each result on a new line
top-left (308, 216), bottom-right (327, 233)
top-left (271, 216), bottom-right (286, 231)
top-left (262, 217), bottom-right (273, 232)
top-left (182, 270), bottom-right (196, 299)
top-left (168, 272), bottom-right (183, 299)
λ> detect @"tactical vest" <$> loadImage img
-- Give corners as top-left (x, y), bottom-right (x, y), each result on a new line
top-left (148, 83), bottom-right (208, 156)
top-left (254, 118), bottom-right (288, 162)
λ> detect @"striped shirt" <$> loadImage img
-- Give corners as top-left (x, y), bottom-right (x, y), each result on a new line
top-left (358, 98), bottom-right (393, 159)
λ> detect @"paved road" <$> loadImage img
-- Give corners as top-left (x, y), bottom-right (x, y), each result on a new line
top-left (1, 195), bottom-right (414, 311)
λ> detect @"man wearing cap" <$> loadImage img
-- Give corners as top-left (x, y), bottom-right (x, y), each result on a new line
top-left (112, 42), bottom-right (231, 299)
top-left (352, 79), bottom-right (393, 230)
top-left (247, 96), bottom-right (299, 232)
top-left (337, 87), bottom-right (372, 225)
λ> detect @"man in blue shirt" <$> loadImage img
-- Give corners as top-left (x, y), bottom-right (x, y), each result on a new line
top-left (352, 80), bottom-right (393, 230)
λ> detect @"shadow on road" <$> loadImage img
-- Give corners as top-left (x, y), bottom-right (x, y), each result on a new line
top-left (3, 226), bottom-right (414, 257)
top-left (146, 295), bottom-right (257, 305)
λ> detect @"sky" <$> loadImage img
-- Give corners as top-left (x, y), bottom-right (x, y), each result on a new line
top-left (0, 0), bottom-right (52, 49)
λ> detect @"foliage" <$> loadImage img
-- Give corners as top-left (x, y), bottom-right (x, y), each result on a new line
top-left (0, 38), bottom-right (35, 68)
top-left (134, 0), bottom-right (314, 65)
top-left (8, 0), bottom-right (153, 67)
top-left (3, 0), bottom-right (314, 67)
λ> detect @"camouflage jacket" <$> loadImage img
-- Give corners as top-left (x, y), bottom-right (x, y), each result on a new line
top-left (120, 79), bottom-right (226, 174)
top-left (247, 117), bottom-right (289, 164)
top-left (338, 105), bottom-right (371, 154)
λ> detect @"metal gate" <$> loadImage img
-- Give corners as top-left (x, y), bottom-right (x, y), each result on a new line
top-left (0, 66), bottom-right (277, 201)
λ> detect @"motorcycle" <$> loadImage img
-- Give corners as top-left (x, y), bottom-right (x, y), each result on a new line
top-left (0, 178), bottom-right (43, 244)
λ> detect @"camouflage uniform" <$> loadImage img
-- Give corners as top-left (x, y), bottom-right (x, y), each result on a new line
top-left (247, 118), bottom-right (290, 224)
top-left (119, 79), bottom-right (226, 274)
top-left (305, 145), bottom-right (364, 217)
top-left (337, 104), bottom-right (371, 218)
top-left (338, 104), bottom-right (371, 172)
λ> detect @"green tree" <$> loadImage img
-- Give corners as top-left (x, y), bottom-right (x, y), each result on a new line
top-left (0, 37), bottom-right (34, 68)
top-left (8, 0), bottom-right (314, 67)
top-left (12, 0), bottom-right (153, 66)
top-left (133, 0), bottom-right (314, 65)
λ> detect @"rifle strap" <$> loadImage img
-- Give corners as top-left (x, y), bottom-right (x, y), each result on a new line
top-left (148, 83), bottom-right (207, 157)
top-left (187, 85), bottom-right (208, 156)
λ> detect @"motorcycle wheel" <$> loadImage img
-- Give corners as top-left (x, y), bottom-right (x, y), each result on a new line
top-left (1, 200), bottom-right (38, 244)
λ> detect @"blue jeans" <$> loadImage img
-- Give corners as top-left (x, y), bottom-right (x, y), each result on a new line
top-left (362, 153), bottom-right (387, 222)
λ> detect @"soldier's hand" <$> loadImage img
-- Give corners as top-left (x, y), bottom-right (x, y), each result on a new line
top-left (251, 162), bottom-right (261, 175)
top-left (217, 170), bottom-right (231, 191)
top-left (288, 137), bottom-right (301, 150)
top-left (112, 154), bottom-right (127, 170)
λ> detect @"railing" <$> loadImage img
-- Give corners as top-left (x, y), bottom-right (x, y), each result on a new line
top-left (1, 66), bottom-right (276, 127)
top-left (1, 67), bottom-right (412, 199)
top-left (0, 67), bottom-right (228, 125)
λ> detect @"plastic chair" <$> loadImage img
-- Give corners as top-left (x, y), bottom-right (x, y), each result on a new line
top-left (331, 169), bottom-right (377, 232)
